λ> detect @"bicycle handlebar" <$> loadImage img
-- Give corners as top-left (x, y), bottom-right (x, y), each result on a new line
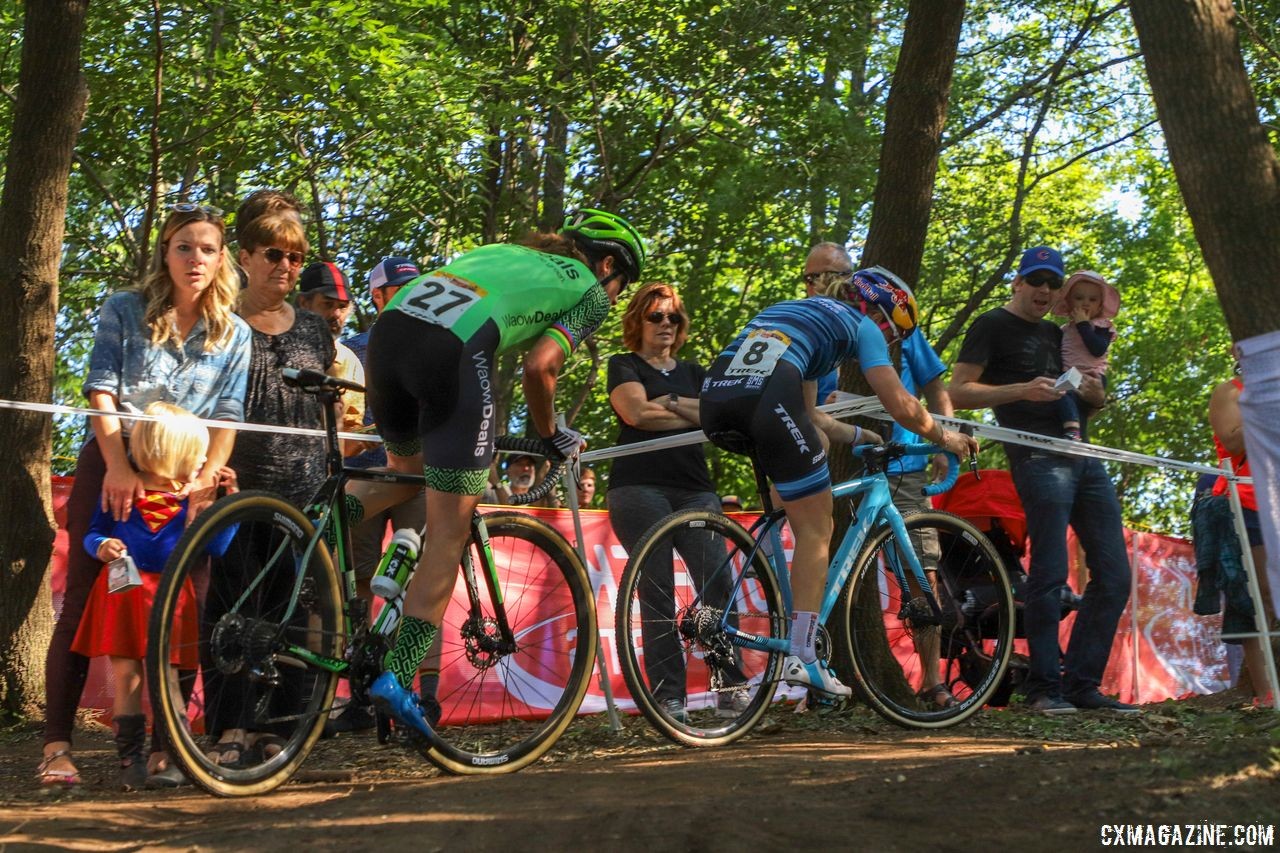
top-left (281, 366), bottom-right (366, 394)
top-left (493, 435), bottom-right (569, 506)
top-left (922, 452), bottom-right (960, 496)
top-left (850, 442), bottom-right (960, 497)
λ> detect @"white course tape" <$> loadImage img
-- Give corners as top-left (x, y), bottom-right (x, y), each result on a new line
top-left (0, 394), bottom-right (1243, 481)
top-left (0, 398), bottom-right (373, 444)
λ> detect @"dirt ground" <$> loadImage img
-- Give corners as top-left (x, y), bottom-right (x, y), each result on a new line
top-left (2, 693), bottom-right (1278, 852)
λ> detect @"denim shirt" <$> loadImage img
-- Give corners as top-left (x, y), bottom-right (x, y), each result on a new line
top-left (82, 291), bottom-right (251, 429)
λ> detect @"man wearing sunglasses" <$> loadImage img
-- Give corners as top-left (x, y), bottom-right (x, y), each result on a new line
top-left (950, 246), bottom-right (1137, 716)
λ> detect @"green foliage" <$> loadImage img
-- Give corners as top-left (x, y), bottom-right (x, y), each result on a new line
top-left (0, 2), bottom-right (1265, 532)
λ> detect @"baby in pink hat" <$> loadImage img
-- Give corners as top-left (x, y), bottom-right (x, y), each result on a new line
top-left (1054, 270), bottom-right (1121, 441)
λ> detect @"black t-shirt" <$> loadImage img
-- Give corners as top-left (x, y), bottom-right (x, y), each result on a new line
top-left (229, 309), bottom-right (336, 507)
top-left (956, 306), bottom-right (1068, 464)
top-left (606, 353), bottom-right (714, 492)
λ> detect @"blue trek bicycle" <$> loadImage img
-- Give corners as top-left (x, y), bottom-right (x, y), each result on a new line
top-left (614, 436), bottom-right (1016, 746)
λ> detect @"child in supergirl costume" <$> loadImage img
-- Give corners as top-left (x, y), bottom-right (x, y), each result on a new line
top-left (71, 402), bottom-right (237, 789)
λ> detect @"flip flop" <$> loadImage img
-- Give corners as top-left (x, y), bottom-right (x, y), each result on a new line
top-left (36, 749), bottom-right (81, 787)
top-left (248, 733), bottom-right (287, 763)
top-left (917, 683), bottom-right (960, 709)
top-left (205, 740), bottom-right (249, 768)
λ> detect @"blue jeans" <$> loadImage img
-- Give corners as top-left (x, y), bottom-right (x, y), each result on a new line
top-left (1011, 453), bottom-right (1130, 701)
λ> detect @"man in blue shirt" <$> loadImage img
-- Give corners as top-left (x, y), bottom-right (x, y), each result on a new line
top-left (803, 243), bottom-right (958, 707)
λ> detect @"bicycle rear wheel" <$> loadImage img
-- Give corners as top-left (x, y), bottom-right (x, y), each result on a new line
top-left (616, 510), bottom-right (786, 747)
top-left (147, 491), bottom-right (344, 796)
top-left (413, 511), bottom-right (596, 774)
top-left (835, 510), bottom-right (1014, 728)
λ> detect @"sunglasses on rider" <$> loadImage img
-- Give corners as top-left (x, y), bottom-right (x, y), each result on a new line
top-left (645, 311), bottom-right (683, 325)
top-left (257, 246), bottom-right (305, 267)
top-left (1023, 272), bottom-right (1064, 290)
top-left (170, 202), bottom-right (224, 217)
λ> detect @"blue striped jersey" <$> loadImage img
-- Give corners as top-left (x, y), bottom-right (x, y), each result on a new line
top-left (717, 297), bottom-right (892, 381)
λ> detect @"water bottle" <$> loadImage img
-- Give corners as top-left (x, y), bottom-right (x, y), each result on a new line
top-left (369, 528), bottom-right (421, 600)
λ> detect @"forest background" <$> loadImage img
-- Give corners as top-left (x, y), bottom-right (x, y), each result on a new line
top-left (5, 0), bottom-right (1279, 538)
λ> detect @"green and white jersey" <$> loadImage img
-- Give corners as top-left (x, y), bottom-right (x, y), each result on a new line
top-left (383, 243), bottom-right (611, 358)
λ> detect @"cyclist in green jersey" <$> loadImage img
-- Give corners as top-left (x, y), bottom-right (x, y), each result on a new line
top-left (357, 209), bottom-right (646, 735)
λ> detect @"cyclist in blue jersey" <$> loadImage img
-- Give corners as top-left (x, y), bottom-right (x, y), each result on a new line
top-left (346, 209), bottom-right (647, 736)
top-left (700, 267), bottom-right (978, 697)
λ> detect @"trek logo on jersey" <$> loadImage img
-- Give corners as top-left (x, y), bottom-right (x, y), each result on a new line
top-left (773, 404), bottom-right (809, 454)
top-left (473, 351), bottom-right (494, 456)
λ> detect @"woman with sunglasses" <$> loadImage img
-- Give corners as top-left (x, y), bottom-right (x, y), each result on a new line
top-left (227, 210), bottom-right (334, 510)
top-left (699, 268), bottom-right (978, 698)
top-left (39, 204), bottom-right (250, 787)
top-left (605, 284), bottom-right (737, 723)
top-left (201, 207), bottom-right (335, 769)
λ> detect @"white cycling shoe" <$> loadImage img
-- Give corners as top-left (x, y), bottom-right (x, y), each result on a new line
top-left (783, 655), bottom-right (853, 698)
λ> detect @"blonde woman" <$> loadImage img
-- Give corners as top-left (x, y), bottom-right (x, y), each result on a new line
top-left (39, 204), bottom-right (249, 787)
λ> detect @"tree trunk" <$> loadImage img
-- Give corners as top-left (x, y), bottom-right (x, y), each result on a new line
top-left (0, 0), bottom-right (89, 719)
top-left (834, 0), bottom-right (965, 495)
top-left (832, 0), bottom-right (964, 697)
top-left (1130, 0), bottom-right (1280, 342)
top-left (858, 0), bottom-right (965, 285)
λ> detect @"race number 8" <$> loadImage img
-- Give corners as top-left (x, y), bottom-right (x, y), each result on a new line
top-left (724, 329), bottom-right (789, 377)
top-left (398, 275), bottom-right (483, 327)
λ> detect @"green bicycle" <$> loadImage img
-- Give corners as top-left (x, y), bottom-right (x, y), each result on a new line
top-left (147, 367), bottom-right (597, 796)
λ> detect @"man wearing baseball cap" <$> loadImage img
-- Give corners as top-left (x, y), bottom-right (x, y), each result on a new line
top-left (950, 245), bottom-right (1136, 716)
top-left (298, 262), bottom-right (365, 455)
top-left (367, 256), bottom-right (422, 310)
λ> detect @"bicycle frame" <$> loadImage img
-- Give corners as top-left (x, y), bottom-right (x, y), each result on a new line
top-left (257, 376), bottom-right (518, 678)
top-left (714, 452), bottom-right (944, 657)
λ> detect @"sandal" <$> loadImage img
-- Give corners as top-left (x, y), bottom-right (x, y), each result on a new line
top-left (249, 733), bottom-right (286, 763)
top-left (205, 740), bottom-right (249, 768)
top-left (918, 683), bottom-right (959, 709)
top-left (36, 749), bottom-right (81, 787)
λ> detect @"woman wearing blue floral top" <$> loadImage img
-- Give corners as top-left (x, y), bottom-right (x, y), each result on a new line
top-left (39, 205), bottom-right (249, 788)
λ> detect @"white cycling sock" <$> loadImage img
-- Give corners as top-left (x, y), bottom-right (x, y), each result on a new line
top-left (790, 611), bottom-right (818, 663)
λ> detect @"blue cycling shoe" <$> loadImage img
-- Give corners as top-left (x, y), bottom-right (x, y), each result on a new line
top-left (370, 671), bottom-right (434, 739)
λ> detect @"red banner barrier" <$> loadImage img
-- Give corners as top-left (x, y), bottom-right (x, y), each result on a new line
top-left (51, 484), bottom-right (1228, 721)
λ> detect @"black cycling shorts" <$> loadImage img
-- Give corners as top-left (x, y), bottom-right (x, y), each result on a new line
top-left (365, 311), bottom-right (501, 482)
top-left (700, 359), bottom-right (830, 501)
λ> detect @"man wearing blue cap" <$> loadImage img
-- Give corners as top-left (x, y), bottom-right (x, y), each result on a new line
top-left (949, 246), bottom-right (1137, 715)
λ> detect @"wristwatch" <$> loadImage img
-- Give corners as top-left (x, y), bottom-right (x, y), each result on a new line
top-left (666, 393), bottom-right (679, 410)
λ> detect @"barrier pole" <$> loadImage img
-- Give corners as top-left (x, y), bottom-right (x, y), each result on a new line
top-left (1129, 532), bottom-right (1142, 704)
top-left (559, 414), bottom-right (622, 731)
top-left (1221, 460), bottom-right (1279, 708)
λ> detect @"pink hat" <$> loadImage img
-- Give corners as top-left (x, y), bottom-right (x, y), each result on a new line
top-left (1052, 270), bottom-right (1120, 320)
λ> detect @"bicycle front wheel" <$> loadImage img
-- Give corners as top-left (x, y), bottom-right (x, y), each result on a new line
top-left (616, 510), bottom-right (786, 747)
top-left (836, 510), bottom-right (1014, 729)
top-left (147, 491), bottom-right (344, 797)
top-left (415, 511), bottom-right (596, 774)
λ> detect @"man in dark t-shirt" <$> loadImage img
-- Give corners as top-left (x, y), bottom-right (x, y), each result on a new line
top-left (950, 246), bottom-right (1138, 715)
